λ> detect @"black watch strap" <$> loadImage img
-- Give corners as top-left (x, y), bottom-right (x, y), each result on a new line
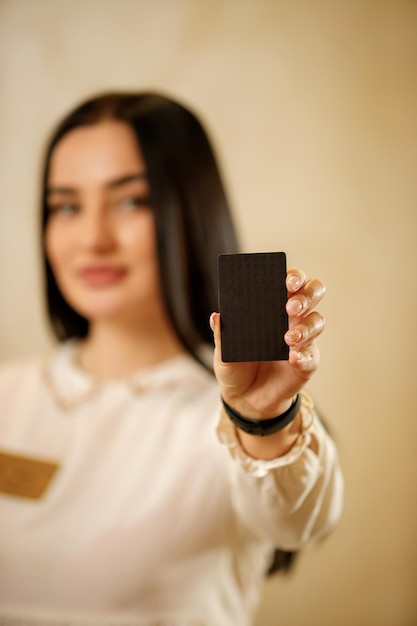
top-left (221, 393), bottom-right (302, 437)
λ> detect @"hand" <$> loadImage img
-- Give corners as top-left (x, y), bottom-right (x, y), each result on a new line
top-left (210, 267), bottom-right (326, 420)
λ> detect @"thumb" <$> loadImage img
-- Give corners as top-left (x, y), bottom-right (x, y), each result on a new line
top-left (209, 312), bottom-right (221, 357)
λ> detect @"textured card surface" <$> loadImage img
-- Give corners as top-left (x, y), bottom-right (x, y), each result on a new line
top-left (218, 252), bottom-right (289, 362)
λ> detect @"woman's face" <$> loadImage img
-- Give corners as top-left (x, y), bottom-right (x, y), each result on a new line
top-left (45, 120), bottom-right (163, 325)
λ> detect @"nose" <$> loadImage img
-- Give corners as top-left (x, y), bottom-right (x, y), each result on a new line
top-left (79, 205), bottom-right (115, 253)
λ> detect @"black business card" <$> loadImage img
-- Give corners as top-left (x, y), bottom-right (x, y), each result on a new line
top-left (218, 252), bottom-right (289, 362)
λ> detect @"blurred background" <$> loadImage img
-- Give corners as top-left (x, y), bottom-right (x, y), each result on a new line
top-left (0, 1), bottom-right (416, 624)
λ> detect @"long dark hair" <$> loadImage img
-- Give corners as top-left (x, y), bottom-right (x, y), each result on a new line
top-left (40, 90), bottom-right (295, 575)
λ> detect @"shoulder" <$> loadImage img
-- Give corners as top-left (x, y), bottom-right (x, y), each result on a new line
top-left (0, 348), bottom-right (55, 397)
top-left (0, 354), bottom-right (45, 419)
top-left (0, 353), bottom-right (43, 381)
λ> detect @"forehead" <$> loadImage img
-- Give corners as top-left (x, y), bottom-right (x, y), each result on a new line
top-left (48, 120), bottom-right (146, 186)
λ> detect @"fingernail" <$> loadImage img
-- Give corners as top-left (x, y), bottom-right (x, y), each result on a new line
top-left (286, 329), bottom-right (302, 344)
top-left (287, 275), bottom-right (301, 291)
top-left (209, 313), bottom-right (216, 331)
top-left (287, 299), bottom-right (303, 316)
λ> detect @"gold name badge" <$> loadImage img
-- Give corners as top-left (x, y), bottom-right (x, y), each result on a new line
top-left (0, 450), bottom-right (59, 500)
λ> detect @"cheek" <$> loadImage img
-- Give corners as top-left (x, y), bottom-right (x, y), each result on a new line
top-left (118, 216), bottom-right (158, 265)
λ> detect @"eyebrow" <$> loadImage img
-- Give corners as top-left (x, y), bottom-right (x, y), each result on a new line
top-left (46, 173), bottom-right (148, 196)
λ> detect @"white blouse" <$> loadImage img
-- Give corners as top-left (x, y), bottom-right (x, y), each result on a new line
top-left (0, 342), bottom-right (343, 626)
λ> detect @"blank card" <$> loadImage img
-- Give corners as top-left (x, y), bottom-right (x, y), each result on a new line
top-left (218, 252), bottom-right (289, 362)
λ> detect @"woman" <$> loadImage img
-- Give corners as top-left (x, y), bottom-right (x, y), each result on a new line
top-left (0, 92), bottom-right (343, 626)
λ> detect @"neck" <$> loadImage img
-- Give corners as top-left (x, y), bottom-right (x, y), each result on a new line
top-left (76, 314), bottom-right (186, 380)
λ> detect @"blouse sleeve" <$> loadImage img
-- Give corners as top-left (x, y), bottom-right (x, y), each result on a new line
top-left (216, 391), bottom-right (344, 550)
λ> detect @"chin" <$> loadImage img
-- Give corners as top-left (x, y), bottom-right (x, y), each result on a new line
top-left (68, 293), bottom-right (154, 324)
top-left (60, 282), bottom-right (161, 324)
top-left (64, 294), bottom-right (128, 321)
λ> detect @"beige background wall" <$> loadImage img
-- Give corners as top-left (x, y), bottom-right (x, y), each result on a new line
top-left (1, 1), bottom-right (416, 624)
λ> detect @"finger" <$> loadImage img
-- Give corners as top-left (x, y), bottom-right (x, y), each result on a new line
top-left (210, 312), bottom-right (221, 355)
top-left (286, 267), bottom-right (307, 294)
top-left (289, 343), bottom-right (320, 374)
top-left (285, 311), bottom-right (325, 349)
top-left (286, 278), bottom-right (326, 318)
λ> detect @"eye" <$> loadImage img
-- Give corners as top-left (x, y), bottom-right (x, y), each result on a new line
top-left (47, 202), bottom-right (79, 216)
top-left (118, 196), bottom-right (151, 211)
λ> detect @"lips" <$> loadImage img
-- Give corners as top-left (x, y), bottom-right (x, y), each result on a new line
top-left (78, 265), bottom-right (127, 286)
